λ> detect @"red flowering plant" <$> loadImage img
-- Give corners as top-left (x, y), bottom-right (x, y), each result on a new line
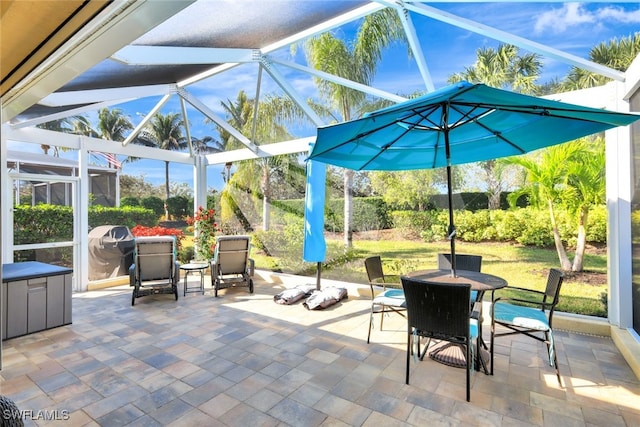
top-left (130, 225), bottom-right (185, 250)
top-left (186, 206), bottom-right (219, 261)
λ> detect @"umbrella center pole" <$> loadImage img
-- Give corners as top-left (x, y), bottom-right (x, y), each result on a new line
top-left (444, 117), bottom-right (457, 278)
top-left (316, 262), bottom-right (322, 290)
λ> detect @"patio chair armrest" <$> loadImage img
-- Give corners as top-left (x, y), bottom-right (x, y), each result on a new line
top-left (383, 281), bottom-right (402, 290)
top-left (493, 296), bottom-right (545, 308)
top-left (493, 286), bottom-right (545, 301)
top-left (248, 258), bottom-right (255, 276)
top-left (129, 264), bottom-right (136, 286)
top-left (210, 259), bottom-right (219, 278)
top-left (470, 301), bottom-right (482, 320)
top-left (174, 261), bottom-right (180, 284)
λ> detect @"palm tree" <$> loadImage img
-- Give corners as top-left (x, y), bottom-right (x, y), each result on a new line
top-left (71, 108), bottom-right (133, 169)
top-left (138, 112), bottom-right (187, 219)
top-left (448, 44), bottom-right (542, 209)
top-left (562, 32), bottom-right (640, 90)
top-left (95, 107), bottom-right (135, 141)
top-left (505, 143), bottom-right (583, 271)
top-left (448, 44), bottom-right (542, 94)
top-left (216, 91), bottom-right (306, 231)
top-left (36, 117), bottom-right (78, 155)
top-left (564, 139), bottom-right (606, 272)
top-left (302, 8), bottom-right (407, 249)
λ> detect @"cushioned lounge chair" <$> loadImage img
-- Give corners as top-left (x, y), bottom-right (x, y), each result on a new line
top-left (210, 235), bottom-right (254, 297)
top-left (129, 236), bottom-right (179, 306)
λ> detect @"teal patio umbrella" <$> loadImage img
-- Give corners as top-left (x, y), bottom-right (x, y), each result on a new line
top-left (308, 81), bottom-right (640, 275)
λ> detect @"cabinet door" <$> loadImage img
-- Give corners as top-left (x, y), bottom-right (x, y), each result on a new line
top-left (5, 280), bottom-right (28, 339)
top-left (27, 278), bottom-right (47, 333)
top-left (47, 275), bottom-right (64, 328)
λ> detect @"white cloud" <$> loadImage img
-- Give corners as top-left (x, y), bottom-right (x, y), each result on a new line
top-left (534, 3), bottom-right (640, 34)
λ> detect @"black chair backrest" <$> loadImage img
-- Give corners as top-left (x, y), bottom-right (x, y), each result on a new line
top-left (365, 256), bottom-right (385, 284)
top-left (437, 253), bottom-right (482, 272)
top-left (401, 276), bottom-right (471, 342)
top-left (543, 268), bottom-right (565, 322)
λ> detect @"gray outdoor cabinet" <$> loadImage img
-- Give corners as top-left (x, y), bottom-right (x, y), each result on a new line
top-left (2, 262), bottom-right (73, 340)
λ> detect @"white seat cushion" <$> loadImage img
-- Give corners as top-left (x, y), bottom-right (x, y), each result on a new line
top-left (372, 288), bottom-right (406, 307)
top-left (493, 303), bottom-right (550, 331)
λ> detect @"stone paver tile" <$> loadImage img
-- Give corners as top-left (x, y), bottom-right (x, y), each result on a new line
top-left (406, 405), bottom-right (461, 426)
top-left (96, 403), bottom-right (145, 426)
top-left (356, 389), bottom-right (414, 422)
top-left (314, 394), bottom-right (371, 426)
top-left (491, 396), bottom-right (543, 425)
top-left (247, 388), bottom-right (285, 412)
top-left (198, 392), bottom-right (241, 419)
top-left (361, 411), bottom-right (410, 427)
top-left (541, 409), bottom-right (585, 427)
top-left (226, 372), bottom-right (274, 401)
top-left (179, 375), bottom-right (234, 407)
top-left (166, 408), bottom-right (225, 427)
top-left (530, 392), bottom-right (583, 421)
top-left (147, 398), bottom-right (194, 425)
top-left (218, 401), bottom-right (279, 427)
top-left (269, 397), bottom-right (327, 427)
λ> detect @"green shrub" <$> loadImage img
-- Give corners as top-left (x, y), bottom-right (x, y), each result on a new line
top-left (455, 210), bottom-right (491, 242)
top-left (166, 195), bottom-right (190, 218)
top-left (141, 196), bottom-right (165, 217)
top-left (14, 204), bottom-right (73, 243)
top-left (89, 206), bottom-right (157, 228)
top-left (586, 205), bottom-right (607, 243)
top-left (390, 210), bottom-right (435, 239)
top-left (121, 197), bottom-right (140, 206)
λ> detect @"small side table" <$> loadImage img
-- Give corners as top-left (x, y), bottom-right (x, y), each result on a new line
top-left (180, 262), bottom-right (208, 296)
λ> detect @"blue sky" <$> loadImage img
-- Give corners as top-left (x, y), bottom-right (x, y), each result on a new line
top-left (10, 2), bottom-right (640, 193)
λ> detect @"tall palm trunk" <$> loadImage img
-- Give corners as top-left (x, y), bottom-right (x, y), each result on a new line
top-left (572, 207), bottom-right (589, 272)
top-left (262, 165), bottom-right (271, 231)
top-left (164, 160), bottom-right (170, 220)
top-left (344, 170), bottom-right (354, 249)
top-left (548, 200), bottom-right (571, 271)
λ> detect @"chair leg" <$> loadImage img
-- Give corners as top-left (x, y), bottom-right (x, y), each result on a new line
top-left (380, 305), bottom-right (385, 330)
top-left (406, 331), bottom-right (411, 385)
top-left (367, 305), bottom-right (375, 344)
top-left (490, 319), bottom-right (495, 375)
top-left (465, 342), bottom-right (471, 402)
top-left (546, 330), bottom-right (562, 386)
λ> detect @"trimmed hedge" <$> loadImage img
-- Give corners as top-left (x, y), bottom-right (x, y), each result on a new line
top-left (13, 205), bottom-right (157, 244)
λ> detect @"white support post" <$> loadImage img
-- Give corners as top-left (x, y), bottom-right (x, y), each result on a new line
top-left (1, 125), bottom-right (11, 265)
top-left (77, 140), bottom-right (90, 292)
top-left (193, 155), bottom-right (208, 256)
top-left (606, 82), bottom-right (633, 328)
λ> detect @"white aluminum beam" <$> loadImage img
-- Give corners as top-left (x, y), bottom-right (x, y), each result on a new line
top-left (205, 137), bottom-right (314, 165)
top-left (38, 84), bottom-right (175, 107)
top-left (112, 46), bottom-right (258, 65)
top-left (270, 58), bottom-right (407, 103)
top-left (260, 60), bottom-right (325, 127)
top-left (123, 93), bottom-right (173, 146)
top-left (178, 88), bottom-right (258, 153)
top-left (5, 127), bottom-right (194, 164)
top-left (405, 2), bottom-right (626, 82)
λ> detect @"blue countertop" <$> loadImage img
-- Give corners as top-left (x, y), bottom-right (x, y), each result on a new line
top-left (2, 262), bottom-right (73, 282)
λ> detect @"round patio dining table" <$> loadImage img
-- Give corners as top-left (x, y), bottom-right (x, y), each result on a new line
top-left (404, 269), bottom-right (508, 372)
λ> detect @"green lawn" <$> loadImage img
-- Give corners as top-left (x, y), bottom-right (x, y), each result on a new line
top-left (252, 236), bottom-right (608, 318)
